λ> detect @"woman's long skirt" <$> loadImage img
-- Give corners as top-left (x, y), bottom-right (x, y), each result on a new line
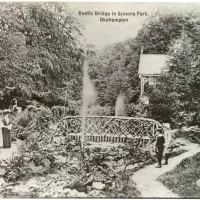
top-left (0, 128), bottom-right (3, 148)
top-left (2, 127), bottom-right (11, 148)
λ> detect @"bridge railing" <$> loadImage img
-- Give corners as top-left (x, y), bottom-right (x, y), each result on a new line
top-left (51, 116), bottom-right (163, 147)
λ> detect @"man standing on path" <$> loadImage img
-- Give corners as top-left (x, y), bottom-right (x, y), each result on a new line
top-left (154, 128), bottom-right (165, 168)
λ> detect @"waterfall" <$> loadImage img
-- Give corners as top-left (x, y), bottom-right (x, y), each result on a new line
top-left (115, 94), bottom-right (126, 116)
top-left (81, 60), bottom-right (97, 147)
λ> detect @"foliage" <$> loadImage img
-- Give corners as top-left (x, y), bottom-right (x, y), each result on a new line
top-left (0, 2), bottom-right (84, 108)
top-left (2, 127), bottom-right (155, 197)
top-left (12, 105), bottom-right (54, 140)
top-left (77, 142), bottom-right (155, 197)
top-left (51, 103), bottom-right (81, 120)
top-left (1, 155), bottom-right (32, 182)
top-left (147, 27), bottom-right (200, 126)
top-left (136, 9), bottom-right (186, 54)
top-left (158, 152), bottom-right (200, 198)
top-left (88, 39), bottom-right (141, 112)
top-left (87, 104), bottom-right (114, 116)
top-left (126, 102), bottom-right (150, 118)
top-left (87, 9), bottom-right (197, 119)
top-left (3, 5), bottom-right (200, 198)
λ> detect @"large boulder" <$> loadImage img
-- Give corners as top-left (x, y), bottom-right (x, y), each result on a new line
top-left (92, 182), bottom-right (105, 190)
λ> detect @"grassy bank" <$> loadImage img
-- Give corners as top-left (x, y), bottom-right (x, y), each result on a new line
top-left (158, 152), bottom-right (200, 198)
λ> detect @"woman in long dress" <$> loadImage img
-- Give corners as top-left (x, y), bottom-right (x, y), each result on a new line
top-left (0, 110), bottom-right (4, 148)
top-left (2, 109), bottom-right (11, 148)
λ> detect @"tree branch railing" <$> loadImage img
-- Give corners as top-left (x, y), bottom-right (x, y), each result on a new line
top-left (51, 116), bottom-right (163, 147)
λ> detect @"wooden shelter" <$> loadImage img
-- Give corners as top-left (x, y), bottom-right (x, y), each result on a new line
top-left (138, 52), bottom-right (167, 97)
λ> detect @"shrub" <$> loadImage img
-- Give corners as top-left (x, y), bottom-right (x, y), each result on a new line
top-left (87, 105), bottom-right (114, 116)
top-left (12, 105), bottom-right (54, 140)
top-left (51, 103), bottom-right (81, 120)
top-left (1, 155), bottom-right (32, 182)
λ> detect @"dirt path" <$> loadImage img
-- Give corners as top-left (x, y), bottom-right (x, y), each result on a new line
top-left (0, 141), bottom-right (21, 161)
top-left (132, 142), bottom-right (200, 198)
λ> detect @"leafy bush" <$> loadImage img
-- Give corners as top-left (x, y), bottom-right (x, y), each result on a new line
top-left (126, 102), bottom-right (150, 118)
top-left (87, 105), bottom-right (114, 116)
top-left (51, 103), bottom-right (81, 120)
top-left (1, 155), bottom-right (32, 182)
top-left (12, 105), bottom-right (54, 140)
top-left (13, 107), bottom-right (37, 128)
top-left (71, 142), bottom-right (155, 196)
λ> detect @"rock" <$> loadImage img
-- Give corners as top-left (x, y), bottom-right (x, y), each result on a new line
top-left (38, 177), bottom-right (46, 182)
top-left (23, 156), bottom-right (31, 162)
top-left (126, 165), bottom-right (135, 170)
top-left (182, 127), bottom-right (190, 132)
top-left (55, 180), bottom-right (66, 187)
top-left (12, 183), bottom-right (31, 194)
top-left (63, 188), bottom-right (71, 195)
top-left (88, 189), bottom-right (105, 197)
top-left (0, 161), bottom-right (7, 167)
top-left (127, 163), bottom-right (140, 170)
top-left (47, 174), bottom-right (60, 180)
top-left (43, 159), bottom-right (51, 167)
top-left (85, 174), bottom-right (94, 186)
top-left (78, 192), bottom-right (87, 197)
top-left (26, 179), bottom-right (40, 189)
top-left (54, 155), bottom-right (66, 164)
top-left (28, 161), bottom-right (46, 174)
top-left (49, 123), bottom-right (58, 131)
top-left (92, 182), bottom-right (105, 190)
top-left (40, 192), bottom-right (51, 198)
top-left (105, 180), bottom-right (112, 186)
top-left (52, 137), bottom-right (61, 144)
top-left (0, 168), bottom-right (6, 176)
top-left (69, 158), bottom-right (80, 165)
top-left (43, 179), bottom-right (53, 187)
top-left (196, 179), bottom-right (200, 187)
top-left (68, 164), bottom-right (80, 173)
top-left (87, 185), bottom-right (92, 193)
top-left (112, 182), bottom-right (116, 188)
top-left (0, 178), bottom-right (6, 187)
top-left (68, 189), bottom-right (78, 197)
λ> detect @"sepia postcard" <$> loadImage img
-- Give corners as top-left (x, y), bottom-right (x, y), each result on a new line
top-left (0, 1), bottom-right (200, 198)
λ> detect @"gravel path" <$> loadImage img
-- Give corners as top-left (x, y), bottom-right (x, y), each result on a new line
top-left (132, 142), bottom-right (200, 198)
top-left (0, 141), bottom-right (21, 160)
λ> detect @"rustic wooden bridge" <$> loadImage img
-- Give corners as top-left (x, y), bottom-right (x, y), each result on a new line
top-left (51, 116), bottom-right (163, 147)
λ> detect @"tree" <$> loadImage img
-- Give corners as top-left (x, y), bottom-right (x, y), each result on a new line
top-left (0, 2), bottom-right (84, 108)
top-left (148, 29), bottom-right (200, 126)
top-left (136, 10), bottom-right (185, 54)
top-left (88, 39), bottom-right (141, 113)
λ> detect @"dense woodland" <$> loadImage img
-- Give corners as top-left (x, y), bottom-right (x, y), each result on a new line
top-left (0, 3), bottom-right (200, 128)
top-left (87, 9), bottom-right (200, 128)
top-left (0, 2), bottom-right (84, 111)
